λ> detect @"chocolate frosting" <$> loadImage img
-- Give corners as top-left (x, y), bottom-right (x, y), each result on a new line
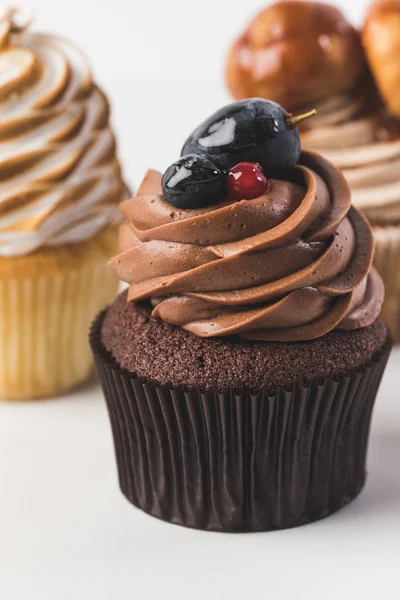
top-left (110, 151), bottom-right (384, 342)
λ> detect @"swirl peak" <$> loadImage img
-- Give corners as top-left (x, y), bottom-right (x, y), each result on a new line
top-left (0, 5), bottom-right (31, 47)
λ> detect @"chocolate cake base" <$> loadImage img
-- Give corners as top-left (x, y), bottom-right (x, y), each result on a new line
top-left (102, 291), bottom-right (389, 391)
top-left (91, 295), bottom-right (391, 532)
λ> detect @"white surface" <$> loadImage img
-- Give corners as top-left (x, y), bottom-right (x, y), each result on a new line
top-left (1, 0), bottom-right (400, 598)
top-left (1, 350), bottom-right (399, 600)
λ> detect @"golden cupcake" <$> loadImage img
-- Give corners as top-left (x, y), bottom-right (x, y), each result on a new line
top-left (0, 7), bottom-right (128, 399)
top-left (226, 0), bottom-right (400, 341)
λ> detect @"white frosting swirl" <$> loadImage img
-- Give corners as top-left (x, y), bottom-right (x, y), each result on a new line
top-left (302, 93), bottom-right (400, 225)
top-left (0, 10), bottom-right (127, 257)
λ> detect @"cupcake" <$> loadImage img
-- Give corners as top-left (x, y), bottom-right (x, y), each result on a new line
top-left (91, 99), bottom-right (391, 532)
top-left (0, 8), bottom-right (128, 399)
top-left (226, 0), bottom-right (400, 341)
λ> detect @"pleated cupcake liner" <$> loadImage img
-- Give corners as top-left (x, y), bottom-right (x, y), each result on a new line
top-left (0, 262), bottom-right (118, 400)
top-left (373, 225), bottom-right (400, 343)
top-left (90, 311), bottom-right (391, 532)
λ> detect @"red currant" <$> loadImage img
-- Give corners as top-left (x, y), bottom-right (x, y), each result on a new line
top-left (227, 162), bottom-right (270, 201)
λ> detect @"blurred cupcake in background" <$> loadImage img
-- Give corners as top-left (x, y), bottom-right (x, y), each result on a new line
top-left (226, 0), bottom-right (400, 341)
top-left (0, 7), bottom-right (129, 400)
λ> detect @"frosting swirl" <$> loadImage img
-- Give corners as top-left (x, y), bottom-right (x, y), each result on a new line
top-left (302, 92), bottom-right (400, 225)
top-left (0, 10), bottom-right (127, 256)
top-left (110, 151), bottom-right (384, 342)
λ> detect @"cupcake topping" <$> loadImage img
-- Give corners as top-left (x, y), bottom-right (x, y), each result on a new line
top-left (182, 99), bottom-right (314, 175)
top-left (111, 99), bottom-right (384, 342)
top-left (226, 1), bottom-right (367, 112)
top-left (226, 162), bottom-right (270, 201)
top-left (162, 99), bottom-right (316, 209)
top-left (162, 154), bottom-right (225, 209)
top-left (0, 9), bottom-right (127, 257)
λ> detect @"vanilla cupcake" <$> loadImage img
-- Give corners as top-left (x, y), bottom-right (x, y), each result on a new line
top-left (0, 8), bottom-right (128, 399)
top-left (226, 0), bottom-right (400, 341)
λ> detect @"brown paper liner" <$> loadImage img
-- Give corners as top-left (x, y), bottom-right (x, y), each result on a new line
top-left (373, 225), bottom-right (400, 343)
top-left (90, 312), bottom-right (391, 532)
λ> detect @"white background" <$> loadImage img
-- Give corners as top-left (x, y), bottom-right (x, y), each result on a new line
top-left (1, 1), bottom-right (400, 599)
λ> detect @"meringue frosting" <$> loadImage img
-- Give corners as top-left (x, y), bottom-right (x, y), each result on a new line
top-left (110, 151), bottom-right (383, 342)
top-left (302, 93), bottom-right (400, 225)
top-left (0, 11), bottom-right (127, 257)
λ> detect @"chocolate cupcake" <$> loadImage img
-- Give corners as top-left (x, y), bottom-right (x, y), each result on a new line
top-left (90, 99), bottom-right (391, 532)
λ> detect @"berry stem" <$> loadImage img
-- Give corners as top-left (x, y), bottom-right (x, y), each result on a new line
top-left (286, 109), bottom-right (317, 129)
